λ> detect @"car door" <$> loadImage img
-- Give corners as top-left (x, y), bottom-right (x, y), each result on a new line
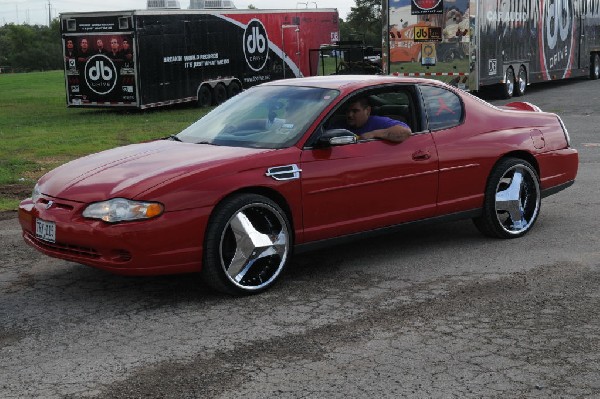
top-left (299, 87), bottom-right (439, 243)
top-left (418, 84), bottom-right (482, 215)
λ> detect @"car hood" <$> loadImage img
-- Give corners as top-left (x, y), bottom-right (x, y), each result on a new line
top-left (38, 140), bottom-right (272, 202)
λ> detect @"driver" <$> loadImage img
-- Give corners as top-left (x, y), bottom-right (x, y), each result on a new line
top-left (340, 98), bottom-right (411, 142)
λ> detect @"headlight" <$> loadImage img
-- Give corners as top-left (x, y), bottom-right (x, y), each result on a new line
top-left (32, 184), bottom-right (42, 202)
top-left (83, 198), bottom-right (164, 223)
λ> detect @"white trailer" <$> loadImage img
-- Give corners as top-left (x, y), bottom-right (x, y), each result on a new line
top-left (383, 0), bottom-right (600, 97)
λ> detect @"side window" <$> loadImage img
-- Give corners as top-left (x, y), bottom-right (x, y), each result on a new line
top-left (324, 90), bottom-right (410, 129)
top-left (419, 85), bottom-right (463, 131)
top-left (376, 91), bottom-right (410, 105)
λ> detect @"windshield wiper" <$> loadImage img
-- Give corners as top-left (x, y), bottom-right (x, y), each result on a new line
top-left (165, 134), bottom-right (182, 142)
top-left (195, 141), bottom-right (217, 146)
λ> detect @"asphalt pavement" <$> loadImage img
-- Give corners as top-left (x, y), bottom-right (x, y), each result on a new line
top-left (1, 77), bottom-right (599, 398)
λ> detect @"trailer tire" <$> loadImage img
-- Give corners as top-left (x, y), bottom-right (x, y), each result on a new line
top-left (213, 84), bottom-right (227, 105)
top-left (514, 66), bottom-right (527, 97)
top-left (501, 67), bottom-right (515, 99)
top-left (197, 85), bottom-right (212, 108)
top-left (227, 81), bottom-right (242, 98)
top-left (591, 54), bottom-right (600, 80)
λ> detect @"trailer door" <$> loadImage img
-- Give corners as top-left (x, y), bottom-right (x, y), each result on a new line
top-left (282, 22), bottom-right (300, 78)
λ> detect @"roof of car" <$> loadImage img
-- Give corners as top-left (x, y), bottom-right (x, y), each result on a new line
top-left (262, 75), bottom-right (445, 91)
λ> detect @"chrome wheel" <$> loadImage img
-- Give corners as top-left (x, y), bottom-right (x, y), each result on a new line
top-left (202, 194), bottom-right (291, 295)
top-left (220, 203), bottom-right (289, 290)
top-left (591, 54), bottom-right (600, 80)
top-left (515, 66), bottom-right (527, 96)
top-left (502, 67), bottom-right (515, 99)
top-left (494, 164), bottom-right (540, 235)
top-left (473, 158), bottom-right (540, 239)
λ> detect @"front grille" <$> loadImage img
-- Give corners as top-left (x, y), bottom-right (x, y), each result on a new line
top-left (39, 198), bottom-right (74, 211)
top-left (26, 232), bottom-right (100, 259)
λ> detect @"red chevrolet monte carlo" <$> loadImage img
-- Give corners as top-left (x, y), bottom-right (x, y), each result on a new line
top-left (19, 76), bottom-right (578, 295)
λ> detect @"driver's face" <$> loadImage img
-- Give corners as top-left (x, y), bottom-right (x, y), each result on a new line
top-left (345, 102), bottom-right (370, 128)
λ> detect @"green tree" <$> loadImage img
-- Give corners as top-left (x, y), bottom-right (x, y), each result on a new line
top-left (0, 19), bottom-right (61, 71)
top-left (344, 0), bottom-right (382, 47)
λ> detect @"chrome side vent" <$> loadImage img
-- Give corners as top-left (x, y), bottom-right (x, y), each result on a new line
top-left (265, 164), bottom-right (301, 181)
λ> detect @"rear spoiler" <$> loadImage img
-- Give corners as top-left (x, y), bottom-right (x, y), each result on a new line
top-left (500, 102), bottom-right (542, 112)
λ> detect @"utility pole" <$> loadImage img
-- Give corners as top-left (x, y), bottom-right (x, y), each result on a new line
top-left (48, 0), bottom-right (52, 26)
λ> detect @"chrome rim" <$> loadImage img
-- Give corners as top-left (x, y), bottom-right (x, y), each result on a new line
top-left (219, 203), bottom-right (289, 291)
top-left (505, 69), bottom-right (514, 96)
top-left (494, 164), bottom-right (540, 235)
top-left (518, 68), bottom-right (527, 93)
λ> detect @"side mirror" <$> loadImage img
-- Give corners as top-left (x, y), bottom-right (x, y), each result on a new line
top-left (316, 129), bottom-right (358, 148)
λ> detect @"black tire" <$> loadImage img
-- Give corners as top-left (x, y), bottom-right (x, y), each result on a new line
top-left (202, 193), bottom-right (292, 295)
top-left (473, 158), bottom-right (541, 239)
top-left (213, 83), bottom-right (227, 105)
top-left (501, 67), bottom-right (515, 99)
top-left (197, 85), bottom-right (212, 108)
top-left (591, 53), bottom-right (600, 80)
top-left (514, 66), bottom-right (527, 97)
top-left (227, 81), bottom-right (242, 98)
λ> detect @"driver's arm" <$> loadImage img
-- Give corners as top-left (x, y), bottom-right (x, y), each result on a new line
top-left (360, 124), bottom-right (411, 142)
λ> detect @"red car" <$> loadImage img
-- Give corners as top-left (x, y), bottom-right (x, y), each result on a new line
top-left (19, 76), bottom-right (578, 295)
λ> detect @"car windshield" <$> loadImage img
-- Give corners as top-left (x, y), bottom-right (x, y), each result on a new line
top-left (177, 85), bottom-right (340, 149)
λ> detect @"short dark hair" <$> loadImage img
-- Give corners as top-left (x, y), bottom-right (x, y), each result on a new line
top-left (350, 97), bottom-right (370, 109)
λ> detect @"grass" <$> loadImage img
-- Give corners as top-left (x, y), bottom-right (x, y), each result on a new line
top-left (0, 71), bottom-right (208, 211)
top-left (316, 57), bottom-right (340, 75)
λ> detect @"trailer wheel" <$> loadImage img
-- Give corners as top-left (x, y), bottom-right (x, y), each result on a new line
top-left (501, 67), bottom-right (515, 99)
top-left (197, 85), bottom-right (212, 108)
top-left (591, 54), bottom-right (600, 80)
top-left (514, 66), bottom-right (527, 97)
top-left (213, 84), bottom-right (227, 105)
top-left (227, 81), bottom-right (241, 98)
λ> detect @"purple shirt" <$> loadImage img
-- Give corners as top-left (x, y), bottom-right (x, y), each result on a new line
top-left (343, 116), bottom-right (409, 136)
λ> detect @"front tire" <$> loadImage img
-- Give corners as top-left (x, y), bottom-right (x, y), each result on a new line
top-left (473, 158), bottom-right (541, 239)
top-left (202, 194), bottom-right (292, 295)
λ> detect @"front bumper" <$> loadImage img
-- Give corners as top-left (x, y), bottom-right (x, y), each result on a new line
top-left (19, 196), bottom-right (211, 276)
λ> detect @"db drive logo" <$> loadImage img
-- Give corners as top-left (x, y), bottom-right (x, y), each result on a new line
top-left (84, 54), bottom-right (118, 95)
top-left (243, 19), bottom-right (269, 71)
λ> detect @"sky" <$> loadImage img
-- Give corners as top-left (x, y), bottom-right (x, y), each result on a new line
top-left (0, 0), bottom-right (355, 26)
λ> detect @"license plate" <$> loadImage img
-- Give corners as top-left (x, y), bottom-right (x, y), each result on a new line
top-left (36, 218), bottom-right (56, 243)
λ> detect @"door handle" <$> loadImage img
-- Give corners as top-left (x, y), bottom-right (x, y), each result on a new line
top-left (412, 150), bottom-right (431, 161)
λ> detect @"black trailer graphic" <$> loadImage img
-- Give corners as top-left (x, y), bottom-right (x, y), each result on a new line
top-left (383, 0), bottom-right (600, 98)
top-left (60, 10), bottom-right (339, 108)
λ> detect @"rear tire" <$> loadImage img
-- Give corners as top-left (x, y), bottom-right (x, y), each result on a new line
top-left (197, 85), bottom-right (212, 108)
top-left (514, 66), bottom-right (527, 97)
top-left (591, 53), bottom-right (600, 80)
top-left (202, 193), bottom-right (292, 296)
top-left (473, 158), bottom-right (541, 239)
top-left (227, 81), bottom-right (242, 98)
top-left (213, 83), bottom-right (227, 105)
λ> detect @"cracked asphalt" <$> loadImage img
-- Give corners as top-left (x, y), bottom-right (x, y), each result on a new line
top-left (1, 79), bottom-right (600, 398)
